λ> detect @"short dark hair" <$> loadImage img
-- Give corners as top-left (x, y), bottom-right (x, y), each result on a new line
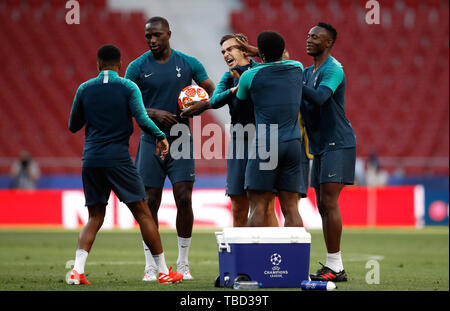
top-left (257, 31), bottom-right (285, 62)
top-left (97, 44), bottom-right (121, 66)
top-left (146, 16), bottom-right (170, 30)
top-left (219, 33), bottom-right (248, 46)
top-left (317, 22), bottom-right (338, 44)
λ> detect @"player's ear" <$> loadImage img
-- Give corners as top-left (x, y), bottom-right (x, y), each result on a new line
top-left (118, 61), bottom-right (122, 71)
top-left (167, 30), bottom-right (171, 39)
top-left (97, 61), bottom-right (101, 72)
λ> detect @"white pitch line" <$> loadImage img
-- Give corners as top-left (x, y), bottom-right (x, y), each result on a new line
top-left (343, 254), bottom-right (385, 262)
top-left (85, 261), bottom-right (143, 266)
top-left (0, 261), bottom-right (143, 267)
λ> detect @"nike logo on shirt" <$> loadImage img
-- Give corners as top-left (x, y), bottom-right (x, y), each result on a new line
top-left (144, 73), bottom-right (154, 78)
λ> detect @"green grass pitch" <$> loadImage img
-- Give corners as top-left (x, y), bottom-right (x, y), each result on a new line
top-left (0, 227), bottom-right (448, 291)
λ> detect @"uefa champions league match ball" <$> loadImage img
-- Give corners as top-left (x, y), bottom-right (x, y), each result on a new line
top-left (178, 85), bottom-right (209, 111)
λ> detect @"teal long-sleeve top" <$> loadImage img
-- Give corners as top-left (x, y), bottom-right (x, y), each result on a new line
top-left (69, 70), bottom-right (166, 167)
top-left (210, 62), bottom-right (255, 127)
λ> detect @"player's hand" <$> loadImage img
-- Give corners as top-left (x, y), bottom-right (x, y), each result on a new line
top-left (155, 138), bottom-right (169, 160)
top-left (147, 108), bottom-right (178, 127)
top-left (180, 100), bottom-right (211, 118)
top-left (230, 85), bottom-right (238, 95)
top-left (235, 38), bottom-right (259, 58)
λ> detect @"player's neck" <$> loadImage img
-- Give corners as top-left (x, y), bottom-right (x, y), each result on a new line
top-left (99, 67), bottom-right (119, 73)
top-left (313, 51), bottom-right (331, 71)
top-left (153, 47), bottom-right (172, 64)
top-left (237, 59), bottom-right (251, 66)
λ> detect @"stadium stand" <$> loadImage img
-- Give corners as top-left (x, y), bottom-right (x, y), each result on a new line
top-left (0, 0), bottom-right (225, 174)
top-left (0, 0), bottom-right (448, 176)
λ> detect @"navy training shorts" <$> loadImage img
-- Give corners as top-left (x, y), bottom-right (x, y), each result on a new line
top-left (82, 165), bottom-right (146, 206)
top-left (310, 147), bottom-right (356, 189)
top-left (245, 139), bottom-right (306, 194)
top-left (135, 136), bottom-right (195, 188)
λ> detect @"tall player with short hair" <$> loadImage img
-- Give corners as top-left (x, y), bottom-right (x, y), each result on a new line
top-left (125, 16), bottom-right (215, 281)
top-left (67, 44), bottom-right (183, 285)
top-left (181, 33), bottom-right (278, 227)
top-left (301, 22), bottom-right (357, 282)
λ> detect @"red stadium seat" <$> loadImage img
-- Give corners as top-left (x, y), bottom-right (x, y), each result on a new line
top-left (404, 0), bottom-right (420, 9)
top-left (5, 0), bottom-right (24, 9)
top-left (268, 0), bottom-right (284, 10)
top-left (91, 0), bottom-right (106, 9)
top-left (243, 0), bottom-right (260, 10)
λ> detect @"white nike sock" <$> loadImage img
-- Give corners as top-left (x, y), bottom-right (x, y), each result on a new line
top-left (142, 241), bottom-right (158, 271)
top-left (152, 252), bottom-right (169, 274)
top-left (326, 251), bottom-right (344, 273)
top-left (74, 249), bottom-right (88, 274)
top-left (176, 236), bottom-right (191, 266)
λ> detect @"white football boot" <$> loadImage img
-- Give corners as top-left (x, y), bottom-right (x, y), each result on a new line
top-left (177, 263), bottom-right (194, 280)
top-left (142, 267), bottom-right (158, 282)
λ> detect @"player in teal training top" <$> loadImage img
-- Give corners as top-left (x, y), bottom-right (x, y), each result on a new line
top-left (67, 45), bottom-right (183, 285)
top-left (125, 16), bottom-right (215, 281)
top-left (301, 22), bottom-right (357, 283)
top-left (236, 31), bottom-right (305, 228)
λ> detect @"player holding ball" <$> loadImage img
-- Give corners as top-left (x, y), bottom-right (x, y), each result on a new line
top-left (125, 16), bottom-right (215, 282)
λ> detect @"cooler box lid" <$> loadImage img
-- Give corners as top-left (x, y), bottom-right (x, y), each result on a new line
top-left (216, 227), bottom-right (311, 244)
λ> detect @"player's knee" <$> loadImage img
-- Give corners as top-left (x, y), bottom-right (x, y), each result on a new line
top-left (175, 192), bottom-right (192, 210)
top-left (231, 197), bottom-right (249, 213)
top-left (232, 208), bottom-right (249, 227)
top-left (136, 210), bottom-right (153, 224)
top-left (145, 188), bottom-right (162, 208)
top-left (232, 205), bottom-right (248, 217)
top-left (88, 215), bottom-right (104, 229)
top-left (318, 196), bottom-right (338, 214)
top-left (146, 196), bottom-right (161, 210)
top-left (87, 205), bottom-right (106, 226)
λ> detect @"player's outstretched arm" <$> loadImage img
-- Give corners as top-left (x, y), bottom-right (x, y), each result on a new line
top-left (179, 100), bottom-right (210, 118)
top-left (302, 85), bottom-right (333, 106)
top-left (303, 63), bottom-right (343, 106)
top-left (211, 71), bottom-right (236, 107)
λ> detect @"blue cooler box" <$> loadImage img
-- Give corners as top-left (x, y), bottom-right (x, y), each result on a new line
top-left (215, 227), bottom-right (311, 288)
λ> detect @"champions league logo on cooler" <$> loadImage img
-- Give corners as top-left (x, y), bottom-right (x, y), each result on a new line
top-left (264, 253), bottom-right (288, 278)
top-left (270, 253), bottom-right (282, 266)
